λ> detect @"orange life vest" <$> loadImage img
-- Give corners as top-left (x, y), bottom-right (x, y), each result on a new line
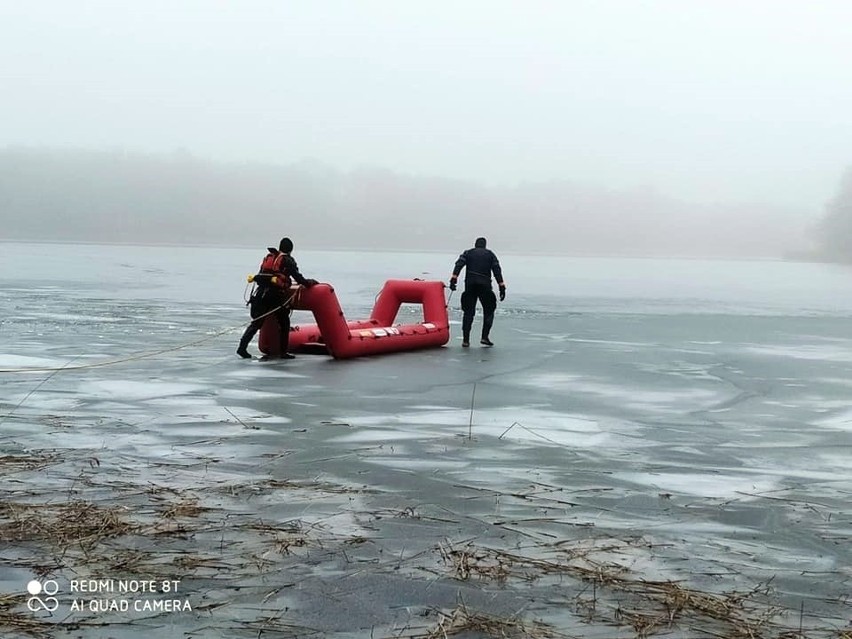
top-left (258, 250), bottom-right (292, 290)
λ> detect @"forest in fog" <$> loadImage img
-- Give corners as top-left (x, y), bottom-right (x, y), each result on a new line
top-left (0, 147), bottom-right (822, 259)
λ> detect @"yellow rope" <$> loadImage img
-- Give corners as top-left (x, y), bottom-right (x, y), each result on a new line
top-left (0, 291), bottom-right (299, 374)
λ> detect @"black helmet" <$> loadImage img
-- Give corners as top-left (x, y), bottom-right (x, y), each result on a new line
top-left (475, 237), bottom-right (487, 248)
top-left (279, 237), bottom-right (294, 253)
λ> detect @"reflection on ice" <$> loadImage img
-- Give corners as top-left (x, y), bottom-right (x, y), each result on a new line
top-left (614, 471), bottom-right (779, 499)
top-left (746, 343), bottom-right (852, 362)
top-left (515, 372), bottom-right (721, 412)
top-left (225, 367), bottom-right (308, 379)
top-left (79, 379), bottom-right (207, 400)
top-left (334, 407), bottom-right (629, 450)
top-left (0, 353), bottom-right (65, 368)
top-left (217, 388), bottom-right (289, 400)
top-left (27, 312), bottom-right (125, 323)
top-left (816, 408), bottom-right (852, 431)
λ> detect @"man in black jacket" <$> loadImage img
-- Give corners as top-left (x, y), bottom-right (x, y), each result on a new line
top-left (237, 237), bottom-right (317, 360)
top-left (449, 237), bottom-right (506, 347)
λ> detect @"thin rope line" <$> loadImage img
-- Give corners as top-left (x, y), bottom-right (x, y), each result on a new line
top-left (0, 355), bottom-right (83, 426)
top-left (0, 290), bottom-right (300, 374)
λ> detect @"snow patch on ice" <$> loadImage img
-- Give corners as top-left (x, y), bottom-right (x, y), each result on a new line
top-left (613, 471), bottom-right (778, 500)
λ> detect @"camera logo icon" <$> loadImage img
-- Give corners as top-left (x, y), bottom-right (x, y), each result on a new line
top-left (27, 580), bottom-right (59, 612)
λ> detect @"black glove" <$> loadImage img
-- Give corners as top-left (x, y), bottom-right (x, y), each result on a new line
top-left (499, 285), bottom-right (506, 302)
top-left (304, 279), bottom-right (319, 288)
top-left (448, 279), bottom-right (457, 291)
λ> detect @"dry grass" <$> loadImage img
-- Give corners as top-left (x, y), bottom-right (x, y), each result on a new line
top-left (215, 476), bottom-right (371, 497)
top-left (398, 603), bottom-right (566, 639)
top-left (0, 593), bottom-right (53, 639)
top-left (0, 500), bottom-right (134, 549)
top-left (0, 451), bottom-right (61, 472)
top-left (238, 519), bottom-right (311, 555)
top-left (157, 495), bottom-right (209, 519)
top-left (439, 540), bottom-right (628, 585)
top-left (2, 442), bottom-right (848, 639)
top-left (171, 554), bottom-right (227, 571)
top-left (434, 540), bottom-right (842, 639)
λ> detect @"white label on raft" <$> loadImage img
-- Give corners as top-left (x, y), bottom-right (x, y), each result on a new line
top-left (359, 330), bottom-right (374, 338)
top-left (372, 329), bottom-right (388, 337)
top-left (422, 323), bottom-right (436, 329)
top-left (386, 327), bottom-right (400, 335)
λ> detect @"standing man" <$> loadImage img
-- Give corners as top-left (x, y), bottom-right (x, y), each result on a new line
top-left (237, 237), bottom-right (317, 360)
top-left (449, 237), bottom-right (506, 347)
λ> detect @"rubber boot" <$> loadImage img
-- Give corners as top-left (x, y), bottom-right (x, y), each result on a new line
top-left (279, 325), bottom-right (295, 359)
top-left (481, 307), bottom-right (495, 347)
top-left (236, 325), bottom-right (257, 359)
top-left (461, 317), bottom-right (473, 348)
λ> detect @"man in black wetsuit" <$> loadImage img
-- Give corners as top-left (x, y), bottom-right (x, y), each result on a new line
top-left (237, 237), bottom-right (317, 360)
top-left (448, 237), bottom-right (506, 347)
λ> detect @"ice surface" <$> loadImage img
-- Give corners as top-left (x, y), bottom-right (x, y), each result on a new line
top-left (2, 244), bottom-right (851, 637)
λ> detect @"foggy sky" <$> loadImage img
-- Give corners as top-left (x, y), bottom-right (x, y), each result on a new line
top-left (2, 0), bottom-right (851, 218)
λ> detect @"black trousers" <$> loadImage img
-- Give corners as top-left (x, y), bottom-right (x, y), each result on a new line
top-left (240, 292), bottom-right (291, 354)
top-left (460, 282), bottom-right (496, 341)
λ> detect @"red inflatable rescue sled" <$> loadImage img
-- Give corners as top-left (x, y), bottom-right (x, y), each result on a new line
top-left (258, 279), bottom-right (449, 359)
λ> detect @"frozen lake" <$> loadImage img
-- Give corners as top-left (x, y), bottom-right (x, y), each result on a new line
top-left (1, 242), bottom-right (851, 637)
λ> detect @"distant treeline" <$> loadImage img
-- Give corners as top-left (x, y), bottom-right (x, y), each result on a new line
top-left (816, 167), bottom-right (852, 263)
top-left (0, 147), bottom-right (814, 258)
